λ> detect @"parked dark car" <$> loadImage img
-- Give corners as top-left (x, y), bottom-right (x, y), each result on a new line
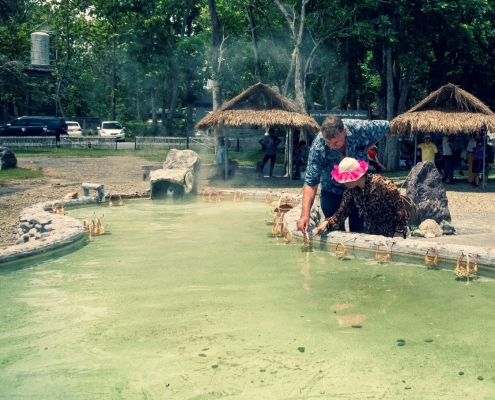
top-left (0, 116), bottom-right (68, 140)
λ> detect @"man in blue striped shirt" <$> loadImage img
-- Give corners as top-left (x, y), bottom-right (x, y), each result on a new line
top-left (297, 116), bottom-right (390, 233)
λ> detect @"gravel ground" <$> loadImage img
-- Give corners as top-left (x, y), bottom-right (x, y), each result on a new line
top-left (1, 156), bottom-right (494, 245)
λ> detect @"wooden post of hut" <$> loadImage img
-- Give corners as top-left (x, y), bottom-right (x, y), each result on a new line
top-left (288, 127), bottom-right (294, 180)
top-left (224, 130), bottom-right (229, 181)
top-left (283, 127), bottom-right (293, 179)
top-left (414, 132), bottom-right (418, 165)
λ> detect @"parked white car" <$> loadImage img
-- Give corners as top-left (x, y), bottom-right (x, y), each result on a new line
top-left (66, 121), bottom-right (82, 136)
top-left (97, 121), bottom-right (125, 141)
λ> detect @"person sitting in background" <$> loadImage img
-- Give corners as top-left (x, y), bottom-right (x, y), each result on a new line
top-left (367, 143), bottom-right (386, 172)
top-left (215, 137), bottom-right (238, 178)
top-left (312, 157), bottom-right (408, 238)
top-left (417, 134), bottom-right (437, 163)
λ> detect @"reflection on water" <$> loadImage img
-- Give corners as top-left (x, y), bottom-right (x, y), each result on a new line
top-left (1, 199), bottom-right (495, 399)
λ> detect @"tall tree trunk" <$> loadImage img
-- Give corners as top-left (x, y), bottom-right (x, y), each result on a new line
top-left (208, 0), bottom-right (222, 110)
top-left (167, 78), bottom-right (179, 135)
top-left (396, 63), bottom-right (415, 115)
top-left (386, 47), bottom-right (394, 120)
top-left (151, 89), bottom-right (157, 127)
top-left (186, 103), bottom-right (194, 136)
top-left (2, 98), bottom-right (7, 124)
top-left (275, 0), bottom-right (309, 110)
top-left (383, 45), bottom-right (399, 171)
top-left (136, 85), bottom-right (141, 120)
top-left (323, 73), bottom-right (330, 109)
top-left (246, 1), bottom-right (261, 81)
top-left (110, 22), bottom-right (117, 120)
top-left (181, 0), bottom-right (194, 36)
top-left (181, 0), bottom-right (194, 135)
top-left (282, 50), bottom-right (295, 96)
top-left (294, 47), bottom-right (305, 110)
top-left (379, 43), bottom-right (387, 119)
top-left (55, 69), bottom-right (66, 117)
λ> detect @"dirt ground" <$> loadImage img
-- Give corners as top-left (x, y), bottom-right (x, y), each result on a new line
top-left (1, 155), bottom-right (494, 245)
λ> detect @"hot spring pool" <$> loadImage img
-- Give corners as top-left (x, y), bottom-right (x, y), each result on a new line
top-left (1, 199), bottom-right (495, 399)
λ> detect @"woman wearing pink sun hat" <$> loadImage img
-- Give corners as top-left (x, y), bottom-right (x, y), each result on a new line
top-left (312, 157), bottom-right (409, 238)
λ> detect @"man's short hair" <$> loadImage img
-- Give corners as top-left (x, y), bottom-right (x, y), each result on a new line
top-left (321, 116), bottom-right (345, 140)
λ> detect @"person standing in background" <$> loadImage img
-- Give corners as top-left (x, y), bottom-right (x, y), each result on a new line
top-left (472, 132), bottom-right (484, 187)
top-left (442, 134), bottom-right (454, 184)
top-left (293, 140), bottom-right (309, 179)
top-left (258, 128), bottom-right (282, 177)
top-left (417, 134), bottom-right (438, 163)
top-left (466, 133), bottom-right (476, 184)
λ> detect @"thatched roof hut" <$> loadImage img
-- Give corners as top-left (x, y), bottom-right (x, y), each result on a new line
top-left (390, 83), bottom-right (495, 137)
top-left (195, 82), bottom-right (320, 134)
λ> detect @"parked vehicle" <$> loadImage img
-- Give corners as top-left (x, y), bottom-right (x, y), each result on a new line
top-left (0, 116), bottom-right (68, 138)
top-left (97, 121), bottom-right (125, 141)
top-left (66, 121), bottom-right (82, 136)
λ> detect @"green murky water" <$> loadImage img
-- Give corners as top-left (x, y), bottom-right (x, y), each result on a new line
top-left (1, 199), bottom-right (495, 399)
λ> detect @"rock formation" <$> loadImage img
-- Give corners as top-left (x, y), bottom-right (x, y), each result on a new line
top-left (150, 149), bottom-right (201, 199)
top-left (0, 146), bottom-right (17, 170)
top-left (406, 162), bottom-right (451, 224)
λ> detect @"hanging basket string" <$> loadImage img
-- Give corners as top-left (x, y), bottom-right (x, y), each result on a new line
top-left (52, 202), bottom-right (65, 214)
top-left (375, 243), bottom-right (391, 262)
top-left (83, 218), bottom-right (105, 236)
top-left (455, 253), bottom-right (478, 283)
top-left (335, 242), bottom-right (347, 260)
top-left (109, 193), bottom-right (123, 206)
top-left (202, 187), bottom-right (221, 202)
top-left (301, 232), bottom-right (311, 252)
top-left (233, 190), bottom-right (245, 202)
top-left (424, 247), bottom-right (439, 265)
top-left (283, 228), bottom-right (293, 244)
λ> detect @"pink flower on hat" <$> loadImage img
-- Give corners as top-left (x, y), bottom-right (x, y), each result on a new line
top-left (331, 157), bottom-right (369, 183)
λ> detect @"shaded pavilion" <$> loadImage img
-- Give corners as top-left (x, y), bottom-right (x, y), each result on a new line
top-left (390, 83), bottom-right (495, 138)
top-left (195, 82), bottom-right (320, 180)
top-left (389, 83), bottom-right (495, 186)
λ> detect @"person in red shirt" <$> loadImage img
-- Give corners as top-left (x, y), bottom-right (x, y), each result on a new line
top-left (367, 144), bottom-right (386, 172)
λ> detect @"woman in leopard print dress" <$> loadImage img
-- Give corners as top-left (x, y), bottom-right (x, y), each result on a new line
top-left (313, 158), bottom-right (408, 238)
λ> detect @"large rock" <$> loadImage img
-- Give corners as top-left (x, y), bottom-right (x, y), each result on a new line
top-left (150, 149), bottom-right (201, 199)
top-left (0, 146), bottom-right (17, 170)
top-left (406, 162), bottom-right (451, 224)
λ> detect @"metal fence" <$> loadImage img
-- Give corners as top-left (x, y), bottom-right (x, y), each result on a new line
top-left (0, 136), bottom-right (119, 150)
top-left (134, 136), bottom-right (265, 151)
top-left (134, 136), bottom-right (215, 151)
top-left (0, 135), bottom-right (268, 151)
top-left (0, 136), bottom-right (59, 149)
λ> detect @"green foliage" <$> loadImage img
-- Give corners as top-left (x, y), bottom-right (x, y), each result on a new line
top-left (0, 167), bottom-right (43, 184)
top-left (3, 0), bottom-right (495, 138)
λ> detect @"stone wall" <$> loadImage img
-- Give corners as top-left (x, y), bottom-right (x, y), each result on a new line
top-left (3, 188), bottom-right (495, 271)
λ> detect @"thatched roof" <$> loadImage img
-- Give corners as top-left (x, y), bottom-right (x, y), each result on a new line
top-left (389, 83), bottom-right (495, 136)
top-left (195, 82), bottom-right (320, 134)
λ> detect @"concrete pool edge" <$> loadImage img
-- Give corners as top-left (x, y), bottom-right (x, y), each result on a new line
top-left (2, 188), bottom-right (494, 269)
top-left (0, 196), bottom-right (98, 264)
top-left (292, 230), bottom-right (495, 270)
